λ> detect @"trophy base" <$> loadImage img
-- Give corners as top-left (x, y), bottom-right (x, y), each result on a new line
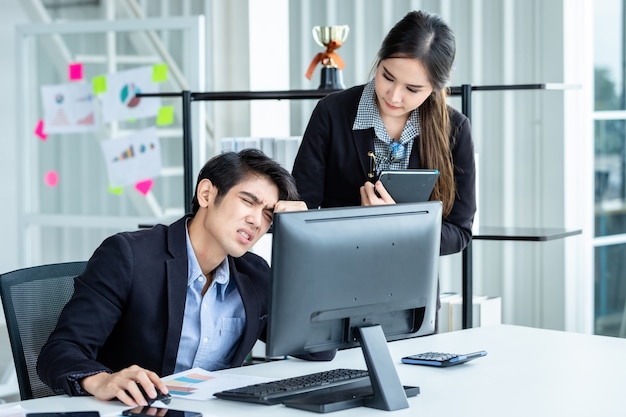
top-left (318, 67), bottom-right (345, 90)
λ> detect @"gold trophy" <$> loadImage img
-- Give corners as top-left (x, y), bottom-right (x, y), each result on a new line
top-left (306, 25), bottom-right (350, 90)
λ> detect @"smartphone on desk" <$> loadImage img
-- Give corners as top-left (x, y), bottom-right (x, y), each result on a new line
top-left (378, 169), bottom-right (439, 203)
top-left (122, 406), bottom-right (202, 417)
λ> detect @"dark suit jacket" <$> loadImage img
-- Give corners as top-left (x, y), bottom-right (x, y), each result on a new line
top-left (37, 215), bottom-right (332, 396)
top-left (292, 85), bottom-right (476, 255)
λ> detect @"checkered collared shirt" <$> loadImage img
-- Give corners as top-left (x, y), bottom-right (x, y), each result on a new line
top-left (352, 79), bottom-right (420, 175)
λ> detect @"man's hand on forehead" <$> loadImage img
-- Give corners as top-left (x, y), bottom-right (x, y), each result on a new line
top-left (273, 200), bottom-right (308, 213)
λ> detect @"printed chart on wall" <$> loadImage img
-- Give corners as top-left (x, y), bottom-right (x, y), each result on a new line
top-left (40, 82), bottom-right (98, 133)
top-left (162, 368), bottom-right (272, 400)
top-left (100, 127), bottom-right (162, 188)
top-left (99, 65), bottom-right (161, 123)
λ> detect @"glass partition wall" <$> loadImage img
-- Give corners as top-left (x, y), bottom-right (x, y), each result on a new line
top-left (16, 17), bottom-right (205, 266)
top-left (594, 0), bottom-right (626, 337)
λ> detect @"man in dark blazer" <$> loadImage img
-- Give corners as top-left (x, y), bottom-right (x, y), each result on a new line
top-left (37, 149), bottom-right (334, 406)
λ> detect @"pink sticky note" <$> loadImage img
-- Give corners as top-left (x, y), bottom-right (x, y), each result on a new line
top-left (68, 62), bottom-right (83, 81)
top-left (34, 119), bottom-right (47, 140)
top-left (44, 170), bottom-right (59, 187)
top-left (135, 179), bottom-right (153, 196)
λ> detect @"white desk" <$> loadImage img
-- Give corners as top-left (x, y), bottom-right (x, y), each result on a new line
top-left (3, 325), bottom-right (625, 416)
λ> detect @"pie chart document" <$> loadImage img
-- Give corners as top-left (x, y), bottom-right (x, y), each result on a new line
top-left (100, 65), bottom-right (162, 123)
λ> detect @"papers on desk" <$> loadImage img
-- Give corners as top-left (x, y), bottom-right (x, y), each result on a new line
top-left (162, 368), bottom-right (272, 401)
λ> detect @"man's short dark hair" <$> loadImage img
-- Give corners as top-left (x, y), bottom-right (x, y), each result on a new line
top-left (190, 149), bottom-right (300, 214)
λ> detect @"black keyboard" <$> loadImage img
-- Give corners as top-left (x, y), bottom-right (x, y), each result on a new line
top-left (213, 368), bottom-right (370, 405)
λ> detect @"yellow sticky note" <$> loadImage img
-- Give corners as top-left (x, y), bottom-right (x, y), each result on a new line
top-left (157, 106), bottom-right (175, 125)
top-left (108, 185), bottom-right (124, 195)
top-left (93, 75), bottom-right (107, 94)
top-left (152, 64), bottom-right (168, 82)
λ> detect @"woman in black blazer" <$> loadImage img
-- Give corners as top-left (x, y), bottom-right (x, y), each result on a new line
top-left (293, 10), bottom-right (475, 256)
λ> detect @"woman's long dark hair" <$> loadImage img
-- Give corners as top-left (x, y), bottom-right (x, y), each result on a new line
top-left (375, 10), bottom-right (456, 218)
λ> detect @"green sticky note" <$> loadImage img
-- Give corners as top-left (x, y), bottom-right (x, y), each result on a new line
top-left (157, 106), bottom-right (175, 125)
top-left (108, 185), bottom-right (124, 195)
top-left (93, 75), bottom-right (107, 94)
top-left (152, 63), bottom-right (168, 82)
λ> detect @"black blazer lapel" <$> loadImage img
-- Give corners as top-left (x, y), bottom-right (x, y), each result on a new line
top-left (352, 128), bottom-right (376, 180)
top-left (161, 216), bottom-right (191, 375)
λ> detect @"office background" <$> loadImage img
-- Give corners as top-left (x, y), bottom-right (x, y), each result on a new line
top-left (3, 0), bottom-right (623, 343)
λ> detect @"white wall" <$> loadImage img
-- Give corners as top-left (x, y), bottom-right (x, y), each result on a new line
top-left (0, 3), bottom-right (29, 401)
top-left (0, 0), bottom-right (594, 334)
top-left (0, 1), bottom-right (29, 275)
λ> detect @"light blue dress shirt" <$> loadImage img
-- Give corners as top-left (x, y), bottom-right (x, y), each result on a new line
top-left (174, 222), bottom-right (246, 372)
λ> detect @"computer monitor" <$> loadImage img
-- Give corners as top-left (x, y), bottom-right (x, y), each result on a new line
top-left (266, 201), bottom-right (442, 412)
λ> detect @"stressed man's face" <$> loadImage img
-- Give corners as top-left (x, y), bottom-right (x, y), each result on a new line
top-left (201, 175), bottom-right (278, 258)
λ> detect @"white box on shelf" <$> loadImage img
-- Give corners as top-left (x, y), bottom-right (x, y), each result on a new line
top-left (439, 293), bottom-right (502, 332)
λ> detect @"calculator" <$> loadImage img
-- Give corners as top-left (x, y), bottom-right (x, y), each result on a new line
top-left (401, 351), bottom-right (487, 367)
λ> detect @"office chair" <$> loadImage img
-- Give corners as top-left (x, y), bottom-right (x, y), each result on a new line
top-left (0, 261), bottom-right (86, 400)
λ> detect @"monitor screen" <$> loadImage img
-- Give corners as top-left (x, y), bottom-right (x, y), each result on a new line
top-left (265, 201), bottom-right (442, 411)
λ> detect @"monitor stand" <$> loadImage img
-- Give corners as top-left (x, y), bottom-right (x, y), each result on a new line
top-left (282, 324), bottom-right (419, 413)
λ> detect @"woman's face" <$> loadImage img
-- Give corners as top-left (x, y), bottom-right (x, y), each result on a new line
top-left (374, 57), bottom-right (434, 119)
